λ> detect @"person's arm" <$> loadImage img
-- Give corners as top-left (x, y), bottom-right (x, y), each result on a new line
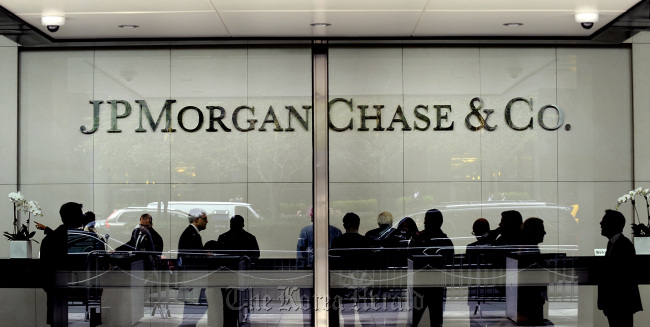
top-left (251, 236), bottom-right (261, 260)
top-left (115, 229), bottom-right (137, 251)
top-left (296, 228), bottom-right (308, 267)
top-left (150, 228), bottom-right (164, 255)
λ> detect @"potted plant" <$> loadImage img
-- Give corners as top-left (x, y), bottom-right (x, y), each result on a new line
top-left (616, 187), bottom-right (650, 254)
top-left (4, 192), bottom-right (41, 258)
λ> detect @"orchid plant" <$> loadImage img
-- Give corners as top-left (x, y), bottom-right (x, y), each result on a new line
top-left (616, 187), bottom-right (650, 237)
top-left (4, 192), bottom-right (42, 242)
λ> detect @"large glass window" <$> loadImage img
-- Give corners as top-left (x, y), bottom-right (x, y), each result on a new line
top-left (19, 47), bottom-right (315, 326)
top-left (327, 46), bottom-right (632, 326)
top-left (6, 44), bottom-right (640, 327)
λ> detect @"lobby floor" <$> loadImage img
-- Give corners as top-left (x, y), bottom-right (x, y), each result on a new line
top-left (68, 301), bottom-right (578, 326)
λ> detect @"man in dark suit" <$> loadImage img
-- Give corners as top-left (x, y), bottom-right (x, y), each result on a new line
top-left (598, 209), bottom-right (643, 327)
top-left (216, 215), bottom-right (261, 326)
top-left (409, 208), bottom-right (454, 327)
top-left (117, 213), bottom-right (163, 253)
top-left (177, 208), bottom-right (208, 327)
top-left (330, 212), bottom-right (374, 327)
top-left (40, 202), bottom-right (85, 326)
top-left (365, 211), bottom-right (396, 245)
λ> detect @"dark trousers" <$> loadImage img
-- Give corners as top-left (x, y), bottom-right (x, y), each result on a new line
top-left (221, 288), bottom-right (241, 327)
top-left (412, 287), bottom-right (444, 327)
top-left (606, 311), bottom-right (634, 327)
top-left (46, 288), bottom-right (68, 326)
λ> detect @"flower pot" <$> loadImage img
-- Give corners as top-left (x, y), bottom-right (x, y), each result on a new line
top-left (634, 237), bottom-right (650, 255)
top-left (9, 240), bottom-right (32, 258)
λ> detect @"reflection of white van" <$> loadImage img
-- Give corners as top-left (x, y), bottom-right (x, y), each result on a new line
top-left (147, 201), bottom-right (262, 234)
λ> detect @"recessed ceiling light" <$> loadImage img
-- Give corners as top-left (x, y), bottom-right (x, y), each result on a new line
top-left (310, 23), bottom-right (331, 27)
top-left (118, 25), bottom-right (139, 29)
top-left (575, 13), bottom-right (599, 23)
top-left (503, 22), bottom-right (523, 27)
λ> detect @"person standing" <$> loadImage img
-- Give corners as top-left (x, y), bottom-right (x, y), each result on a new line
top-left (598, 209), bottom-right (642, 327)
top-left (177, 208), bottom-right (208, 327)
top-left (330, 212), bottom-right (374, 327)
top-left (216, 215), bottom-right (260, 327)
top-left (296, 207), bottom-right (342, 325)
top-left (516, 217), bottom-right (549, 325)
top-left (365, 211), bottom-right (396, 244)
top-left (409, 209), bottom-right (454, 327)
top-left (116, 213), bottom-right (164, 253)
top-left (40, 202), bottom-right (85, 326)
top-left (297, 207), bottom-right (342, 269)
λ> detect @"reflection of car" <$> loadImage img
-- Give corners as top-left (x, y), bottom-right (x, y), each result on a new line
top-left (404, 201), bottom-right (579, 250)
top-left (147, 201), bottom-right (263, 235)
top-left (96, 207), bottom-right (189, 252)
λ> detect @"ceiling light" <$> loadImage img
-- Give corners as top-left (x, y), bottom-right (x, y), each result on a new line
top-left (503, 22), bottom-right (523, 27)
top-left (42, 16), bottom-right (65, 26)
top-left (119, 25), bottom-right (140, 29)
top-left (575, 12), bottom-right (598, 29)
top-left (310, 23), bottom-right (331, 27)
top-left (41, 16), bottom-right (65, 32)
top-left (575, 13), bottom-right (599, 23)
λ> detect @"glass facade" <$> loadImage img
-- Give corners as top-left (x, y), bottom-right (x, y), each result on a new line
top-left (0, 41), bottom-right (648, 326)
top-left (325, 46), bottom-right (633, 327)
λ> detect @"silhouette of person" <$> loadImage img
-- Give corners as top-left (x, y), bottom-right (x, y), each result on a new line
top-left (115, 213), bottom-right (164, 269)
top-left (116, 213), bottom-right (163, 253)
top-left (216, 215), bottom-right (260, 260)
top-left (409, 209), bottom-right (454, 327)
top-left (365, 211), bottom-right (396, 245)
top-left (365, 215), bottom-right (417, 327)
top-left (598, 209), bottom-right (643, 327)
top-left (296, 207), bottom-right (342, 325)
top-left (516, 217), bottom-right (549, 325)
top-left (489, 211), bottom-right (523, 301)
top-left (330, 212), bottom-right (373, 327)
top-left (177, 208), bottom-right (208, 327)
top-left (40, 202), bottom-right (85, 326)
top-left (297, 206), bottom-right (342, 269)
top-left (216, 215), bottom-right (260, 327)
top-left (493, 210), bottom-right (523, 247)
top-left (379, 216), bottom-right (420, 265)
top-left (465, 218), bottom-right (492, 262)
top-left (465, 218), bottom-right (494, 324)
top-left (331, 212), bottom-right (373, 268)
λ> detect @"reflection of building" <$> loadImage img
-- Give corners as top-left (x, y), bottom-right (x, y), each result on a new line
top-left (1, 2), bottom-right (650, 327)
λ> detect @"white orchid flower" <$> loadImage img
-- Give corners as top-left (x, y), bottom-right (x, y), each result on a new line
top-left (27, 201), bottom-right (42, 216)
top-left (636, 187), bottom-right (643, 193)
top-left (8, 192), bottom-right (25, 204)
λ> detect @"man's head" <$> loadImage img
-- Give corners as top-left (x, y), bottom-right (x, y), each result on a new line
top-left (601, 209), bottom-right (626, 238)
top-left (377, 211), bottom-right (393, 226)
top-left (59, 202), bottom-right (84, 226)
top-left (342, 212), bottom-right (361, 232)
top-left (188, 208), bottom-right (208, 231)
top-left (83, 211), bottom-right (96, 227)
top-left (522, 217), bottom-right (546, 244)
top-left (500, 210), bottom-right (523, 233)
top-left (472, 218), bottom-right (490, 238)
top-left (424, 209), bottom-right (443, 229)
top-left (230, 215), bottom-right (245, 229)
top-left (140, 213), bottom-right (153, 228)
